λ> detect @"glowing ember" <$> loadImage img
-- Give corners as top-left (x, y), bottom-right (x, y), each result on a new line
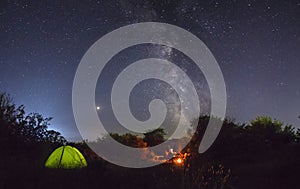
top-left (174, 157), bottom-right (183, 165)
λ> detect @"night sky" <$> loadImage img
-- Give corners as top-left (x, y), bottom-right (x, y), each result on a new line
top-left (0, 0), bottom-right (299, 141)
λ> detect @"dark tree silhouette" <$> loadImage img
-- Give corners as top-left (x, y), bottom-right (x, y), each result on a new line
top-left (106, 128), bottom-right (166, 148)
top-left (110, 133), bottom-right (146, 148)
top-left (0, 92), bottom-right (66, 145)
top-left (143, 128), bottom-right (166, 146)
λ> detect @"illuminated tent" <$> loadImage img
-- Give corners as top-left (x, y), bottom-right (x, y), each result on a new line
top-left (45, 145), bottom-right (87, 169)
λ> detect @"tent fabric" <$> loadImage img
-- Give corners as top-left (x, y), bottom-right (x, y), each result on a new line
top-left (45, 145), bottom-right (87, 169)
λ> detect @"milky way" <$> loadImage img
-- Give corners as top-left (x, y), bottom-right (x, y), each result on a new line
top-left (0, 0), bottom-right (299, 140)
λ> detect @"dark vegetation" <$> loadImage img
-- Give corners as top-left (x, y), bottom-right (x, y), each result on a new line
top-left (0, 92), bottom-right (300, 189)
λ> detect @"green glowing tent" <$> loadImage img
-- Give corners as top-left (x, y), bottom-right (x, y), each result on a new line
top-left (45, 145), bottom-right (87, 169)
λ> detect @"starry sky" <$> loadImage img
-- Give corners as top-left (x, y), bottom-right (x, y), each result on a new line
top-left (0, 0), bottom-right (299, 141)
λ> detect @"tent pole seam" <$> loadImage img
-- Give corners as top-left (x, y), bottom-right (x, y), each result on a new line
top-left (58, 145), bottom-right (65, 168)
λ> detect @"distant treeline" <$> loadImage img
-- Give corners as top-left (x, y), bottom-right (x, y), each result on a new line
top-left (1, 91), bottom-right (300, 189)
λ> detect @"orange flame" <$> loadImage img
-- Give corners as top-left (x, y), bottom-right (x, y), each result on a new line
top-left (174, 157), bottom-right (183, 165)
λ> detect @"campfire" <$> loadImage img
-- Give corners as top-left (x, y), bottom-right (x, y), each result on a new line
top-left (151, 148), bottom-right (190, 165)
top-left (174, 157), bottom-right (183, 165)
top-left (171, 152), bottom-right (189, 165)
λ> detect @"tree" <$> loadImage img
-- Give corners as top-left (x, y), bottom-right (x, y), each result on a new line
top-left (143, 128), bottom-right (166, 147)
top-left (248, 116), bottom-right (297, 145)
top-left (0, 92), bottom-right (66, 145)
top-left (110, 133), bottom-right (146, 148)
